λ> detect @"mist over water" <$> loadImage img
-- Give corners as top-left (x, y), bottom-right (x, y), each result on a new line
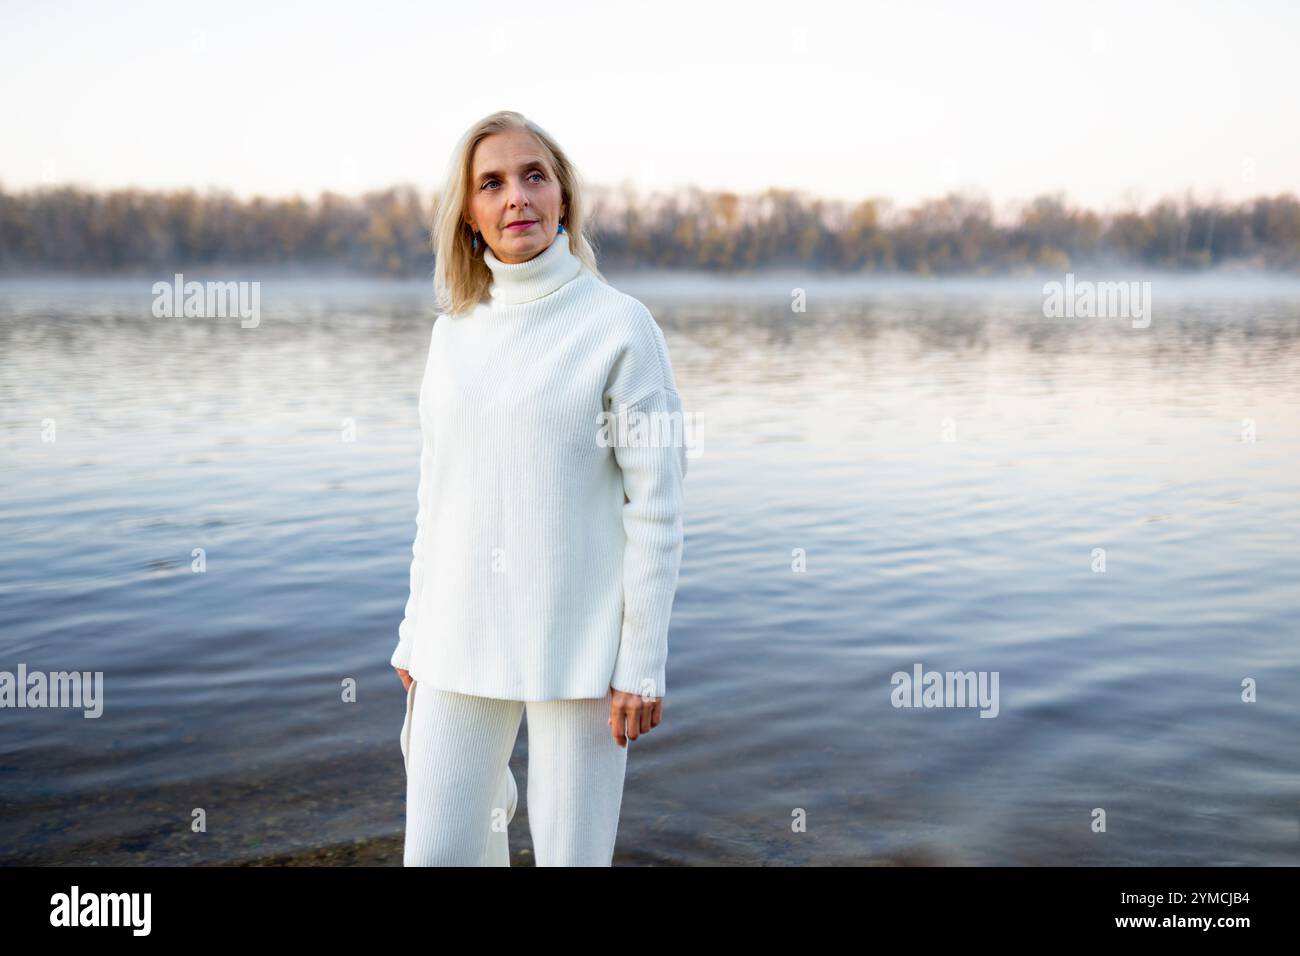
top-left (2, 275), bottom-right (1298, 865)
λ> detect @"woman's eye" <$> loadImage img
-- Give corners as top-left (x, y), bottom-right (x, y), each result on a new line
top-left (481, 173), bottom-right (542, 190)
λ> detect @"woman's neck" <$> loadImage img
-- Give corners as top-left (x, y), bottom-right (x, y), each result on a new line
top-left (482, 231), bottom-right (584, 306)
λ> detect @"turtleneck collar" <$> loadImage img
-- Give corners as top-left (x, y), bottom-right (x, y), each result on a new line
top-left (482, 230), bottom-right (584, 306)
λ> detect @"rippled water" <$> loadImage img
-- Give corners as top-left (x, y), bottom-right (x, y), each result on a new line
top-left (2, 273), bottom-right (1298, 865)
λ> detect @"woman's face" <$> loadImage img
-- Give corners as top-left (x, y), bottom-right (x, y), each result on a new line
top-left (465, 129), bottom-right (566, 264)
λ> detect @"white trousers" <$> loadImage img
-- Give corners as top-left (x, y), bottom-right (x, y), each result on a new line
top-left (400, 679), bottom-right (629, 866)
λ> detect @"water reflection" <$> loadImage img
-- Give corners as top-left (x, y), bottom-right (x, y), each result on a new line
top-left (1, 275), bottom-right (1298, 865)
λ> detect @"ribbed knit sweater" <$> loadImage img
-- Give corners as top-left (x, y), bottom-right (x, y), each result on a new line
top-left (389, 231), bottom-right (688, 700)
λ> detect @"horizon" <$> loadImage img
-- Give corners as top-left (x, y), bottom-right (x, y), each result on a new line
top-left (5, 178), bottom-right (1297, 224)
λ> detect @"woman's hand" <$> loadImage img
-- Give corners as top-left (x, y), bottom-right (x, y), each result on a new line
top-left (395, 666), bottom-right (412, 692)
top-left (608, 687), bottom-right (662, 747)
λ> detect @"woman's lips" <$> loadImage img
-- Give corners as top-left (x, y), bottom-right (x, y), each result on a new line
top-left (505, 220), bottom-right (536, 230)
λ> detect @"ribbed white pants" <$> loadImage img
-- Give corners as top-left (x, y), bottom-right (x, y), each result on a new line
top-left (400, 679), bottom-right (629, 866)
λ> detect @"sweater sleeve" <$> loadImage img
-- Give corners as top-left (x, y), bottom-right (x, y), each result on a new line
top-left (390, 418), bottom-right (432, 670)
top-left (391, 331), bottom-right (437, 671)
top-left (608, 385), bottom-right (691, 697)
top-left (607, 380), bottom-right (689, 699)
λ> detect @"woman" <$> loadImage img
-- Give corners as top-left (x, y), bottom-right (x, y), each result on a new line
top-left (392, 111), bottom-right (689, 866)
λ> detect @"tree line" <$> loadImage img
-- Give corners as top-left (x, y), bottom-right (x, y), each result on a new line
top-left (1, 181), bottom-right (1297, 275)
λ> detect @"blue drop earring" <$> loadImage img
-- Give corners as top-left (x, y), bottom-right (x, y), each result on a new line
top-left (557, 220), bottom-right (565, 234)
top-left (472, 231), bottom-right (479, 252)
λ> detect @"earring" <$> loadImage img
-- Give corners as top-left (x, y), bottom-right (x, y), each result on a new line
top-left (557, 221), bottom-right (566, 234)
top-left (472, 231), bottom-right (479, 251)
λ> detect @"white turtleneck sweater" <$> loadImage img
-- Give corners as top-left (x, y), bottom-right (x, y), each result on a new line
top-left (389, 231), bottom-right (688, 701)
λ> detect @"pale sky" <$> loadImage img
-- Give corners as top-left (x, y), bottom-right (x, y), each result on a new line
top-left (2, 0), bottom-right (1297, 215)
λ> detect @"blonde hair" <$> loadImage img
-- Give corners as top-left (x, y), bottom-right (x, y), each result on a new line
top-left (432, 111), bottom-right (604, 316)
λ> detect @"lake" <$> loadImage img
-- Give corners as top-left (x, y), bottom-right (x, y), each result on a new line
top-left (1, 270), bottom-right (1298, 865)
